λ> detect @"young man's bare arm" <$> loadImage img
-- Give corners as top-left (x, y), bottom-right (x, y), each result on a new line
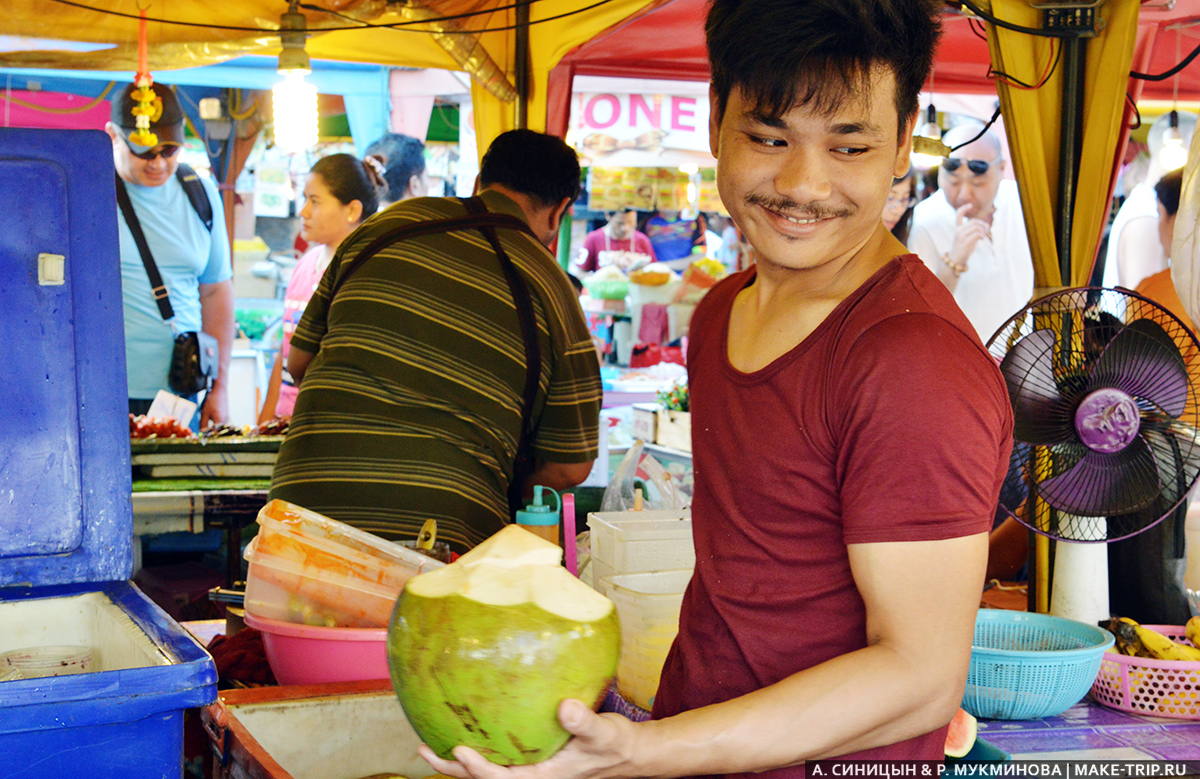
top-left (422, 532), bottom-right (988, 779)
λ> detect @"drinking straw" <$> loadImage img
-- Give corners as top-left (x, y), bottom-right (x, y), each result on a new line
top-left (563, 492), bottom-right (578, 576)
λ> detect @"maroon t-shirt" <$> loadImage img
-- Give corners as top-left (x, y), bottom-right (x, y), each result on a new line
top-left (651, 255), bottom-right (1012, 772)
top-left (579, 228), bottom-right (657, 272)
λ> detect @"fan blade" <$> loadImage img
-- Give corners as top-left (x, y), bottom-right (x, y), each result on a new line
top-left (1038, 436), bottom-right (1160, 517)
top-left (1089, 318), bottom-right (1188, 417)
top-left (1003, 440), bottom-right (1086, 519)
top-left (999, 329), bottom-right (1074, 444)
top-left (1141, 424), bottom-right (1200, 510)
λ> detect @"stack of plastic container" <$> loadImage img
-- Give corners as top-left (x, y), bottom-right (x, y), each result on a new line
top-left (243, 499), bottom-right (443, 684)
top-left (0, 128), bottom-right (217, 778)
top-left (587, 509), bottom-right (694, 713)
top-left (587, 508), bottom-right (694, 589)
top-left (604, 569), bottom-right (693, 711)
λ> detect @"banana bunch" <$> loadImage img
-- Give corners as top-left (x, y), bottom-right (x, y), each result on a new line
top-left (1103, 616), bottom-right (1200, 662)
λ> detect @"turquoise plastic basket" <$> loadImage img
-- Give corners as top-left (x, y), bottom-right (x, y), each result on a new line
top-left (963, 609), bottom-right (1114, 720)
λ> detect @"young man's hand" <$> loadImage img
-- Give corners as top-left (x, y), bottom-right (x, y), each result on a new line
top-left (418, 699), bottom-right (641, 779)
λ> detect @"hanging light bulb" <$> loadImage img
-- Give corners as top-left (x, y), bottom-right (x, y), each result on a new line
top-left (1160, 109), bottom-right (1188, 172)
top-left (911, 103), bottom-right (949, 169)
top-left (1159, 32), bottom-right (1188, 173)
top-left (272, 4), bottom-right (318, 153)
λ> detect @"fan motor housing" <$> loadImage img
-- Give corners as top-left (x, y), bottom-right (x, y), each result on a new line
top-left (1075, 388), bottom-right (1140, 454)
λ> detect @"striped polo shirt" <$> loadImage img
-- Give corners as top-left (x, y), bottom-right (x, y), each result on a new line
top-left (269, 189), bottom-right (601, 551)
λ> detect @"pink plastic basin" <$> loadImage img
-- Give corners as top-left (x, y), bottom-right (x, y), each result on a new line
top-left (244, 610), bottom-right (388, 685)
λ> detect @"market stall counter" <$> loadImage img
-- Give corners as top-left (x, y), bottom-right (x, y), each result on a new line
top-left (201, 679), bottom-right (434, 779)
top-left (129, 431), bottom-right (282, 586)
top-left (979, 701), bottom-right (1200, 760)
top-left (133, 485), bottom-right (267, 586)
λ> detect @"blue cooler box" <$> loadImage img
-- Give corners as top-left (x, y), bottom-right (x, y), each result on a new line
top-left (0, 128), bottom-right (217, 777)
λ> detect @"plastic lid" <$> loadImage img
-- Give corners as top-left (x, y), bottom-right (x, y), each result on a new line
top-left (0, 129), bottom-right (132, 589)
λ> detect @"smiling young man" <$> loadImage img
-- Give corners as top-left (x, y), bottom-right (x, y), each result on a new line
top-left (421, 1), bottom-right (1012, 776)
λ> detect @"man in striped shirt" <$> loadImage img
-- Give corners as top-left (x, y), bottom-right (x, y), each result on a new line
top-left (270, 130), bottom-right (601, 552)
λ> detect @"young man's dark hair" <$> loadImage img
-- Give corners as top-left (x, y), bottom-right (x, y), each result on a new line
top-left (1156, 168), bottom-right (1183, 217)
top-left (705, 0), bottom-right (942, 138)
top-left (479, 129), bottom-right (581, 208)
top-left (364, 132), bottom-right (426, 203)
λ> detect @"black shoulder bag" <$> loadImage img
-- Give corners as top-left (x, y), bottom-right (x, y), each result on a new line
top-left (327, 197), bottom-right (542, 515)
top-left (115, 167), bottom-right (218, 395)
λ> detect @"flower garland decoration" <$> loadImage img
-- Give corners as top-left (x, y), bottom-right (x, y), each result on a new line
top-left (127, 8), bottom-right (160, 148)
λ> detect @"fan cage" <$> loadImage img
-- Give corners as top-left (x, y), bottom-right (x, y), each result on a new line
top-left (987, 286), bottom-right (1200, 543)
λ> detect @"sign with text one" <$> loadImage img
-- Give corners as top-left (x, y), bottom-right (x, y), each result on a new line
top-left (569, 87), bottom-right (714, 168)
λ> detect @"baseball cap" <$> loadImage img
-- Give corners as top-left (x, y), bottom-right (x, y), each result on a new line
top-left (111, 82), bottom-right (184, 154)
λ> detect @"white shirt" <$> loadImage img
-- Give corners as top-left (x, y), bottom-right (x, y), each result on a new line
top-left (1101, 181), bottom-right (1161, 290)
top-left (908, 179), bottom-right (1035, 343)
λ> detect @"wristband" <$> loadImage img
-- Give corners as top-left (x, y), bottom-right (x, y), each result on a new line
top-left (942, 253), bottom-right (967, 276)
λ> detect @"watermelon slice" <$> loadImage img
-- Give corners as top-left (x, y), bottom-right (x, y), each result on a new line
top-left (944, 707), bottom-right (978, 758)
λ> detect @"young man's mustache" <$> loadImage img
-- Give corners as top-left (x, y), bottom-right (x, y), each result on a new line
top-left (744, 193), bottom-right (851, 220)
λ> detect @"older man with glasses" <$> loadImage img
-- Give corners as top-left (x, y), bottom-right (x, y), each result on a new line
top-left (105, 82), bottom-right (234, 429)
top-left (908, 121), bottom-right (1035, 342)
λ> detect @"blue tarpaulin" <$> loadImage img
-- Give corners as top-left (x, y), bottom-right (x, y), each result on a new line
top-left (0, 55), bottom-right (389, 161)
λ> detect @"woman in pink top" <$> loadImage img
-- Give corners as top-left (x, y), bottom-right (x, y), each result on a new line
top-left (257, 153), bottom-right (386, 422)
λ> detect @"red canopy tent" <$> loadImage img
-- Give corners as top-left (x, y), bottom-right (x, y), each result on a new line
top-left (548, 0), bottom-right (1200, 136)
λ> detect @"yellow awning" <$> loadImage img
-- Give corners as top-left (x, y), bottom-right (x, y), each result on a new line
top-left (1, 0), bottom-right (661, 151)
top-left (986, 0), bottom-right (1140, 289)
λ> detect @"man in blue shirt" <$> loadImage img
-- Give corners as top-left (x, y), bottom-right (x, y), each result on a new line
top-left (105, 83), bottom-right (234, 427)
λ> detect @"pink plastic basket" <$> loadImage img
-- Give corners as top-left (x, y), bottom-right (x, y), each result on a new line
top-left (1090, 625), bottom-right (1200, 720)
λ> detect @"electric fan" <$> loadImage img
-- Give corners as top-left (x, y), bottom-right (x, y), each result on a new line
top-left (988, 287), bottom-right (1200, 623)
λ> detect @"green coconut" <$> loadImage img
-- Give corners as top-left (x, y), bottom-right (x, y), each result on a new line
top-left (387, 525), bottom-right (620, 765)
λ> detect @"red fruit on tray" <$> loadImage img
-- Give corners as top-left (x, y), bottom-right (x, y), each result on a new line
top-left (129, 414), bottom-right (194, 439)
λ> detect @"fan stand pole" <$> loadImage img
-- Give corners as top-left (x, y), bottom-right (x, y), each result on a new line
top-left (1035, 532), bottom-right (1050, 613)
top-left (1026, 528), bottom-right (1037, 612)
top-left (1049, 519), bottom-right (1109, 625)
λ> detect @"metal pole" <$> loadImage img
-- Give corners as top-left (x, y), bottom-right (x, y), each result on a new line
top-left (515, 0), bottom-right (530, 129)
top-left (1055, 35), bottom-right (1086, 287)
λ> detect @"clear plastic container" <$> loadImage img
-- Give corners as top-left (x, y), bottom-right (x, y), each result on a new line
top-left (245, 500), bottom-right (443, 628)
top-left (601, 569), bottom-right (693, 711)
top-left (0, 645), bottom-right (94, 681)
top-left (588, 510), bottom-right (693, 589)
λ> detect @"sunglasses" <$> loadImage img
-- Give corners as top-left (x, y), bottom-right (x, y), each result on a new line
top-left (942, 157), bottom-right (999, 175)
top-left (126, 141), bottom-right (181, 161)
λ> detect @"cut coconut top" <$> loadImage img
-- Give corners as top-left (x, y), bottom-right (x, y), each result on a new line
top-left (405, 525), bottom-right (613, 622)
